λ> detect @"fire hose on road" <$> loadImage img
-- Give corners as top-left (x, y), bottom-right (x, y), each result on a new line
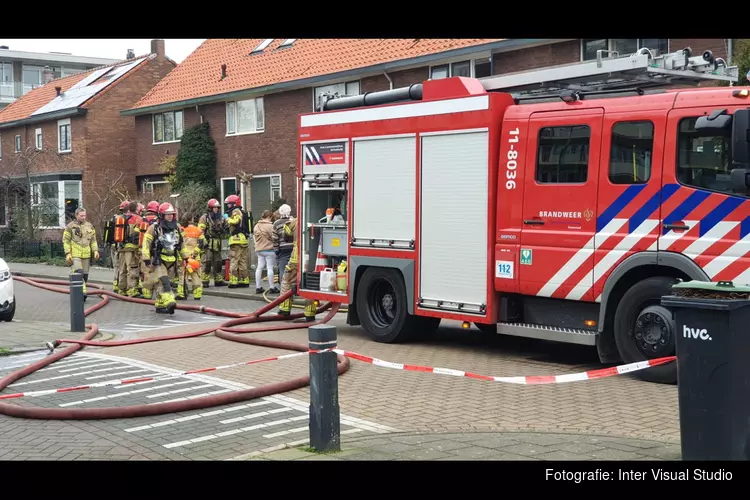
top-left (0, 276), bottom-right (349, 420)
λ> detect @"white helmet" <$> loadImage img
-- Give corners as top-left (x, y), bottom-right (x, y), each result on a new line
top-left (278, 204), bottom-right (291, 217)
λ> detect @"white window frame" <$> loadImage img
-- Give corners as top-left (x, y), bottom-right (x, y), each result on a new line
top-left (58, 118), bottom-right (71, 153)
top-left (225, 97), bottom-right (265, 136)
top-left (144, 180), bottom-right (169, 194)
top-left (313, 80), bottom-right (361, 111)
top-left (253, 173), bottom-right (283, 203)
top-left (35, 127), bottom-right (42, 150)
top-left (580, 39), bottom-right (670, 61)
top-left (428, 53), bottom-right (492, 80)
top-left (31, 179), bottom-right (82, 229)
top-left (220, 176), bottom-right (246, 208)
top-left (14, 134), bottom-right (21, 152)
top-left (152, 109), bottom-right (184, 145)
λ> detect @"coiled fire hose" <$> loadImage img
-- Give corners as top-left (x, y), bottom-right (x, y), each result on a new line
top-left (0, 276), bottom-right (348, 420)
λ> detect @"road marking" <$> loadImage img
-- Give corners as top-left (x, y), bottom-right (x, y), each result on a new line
top-left (85, 369), bottom-right (154, 380)
top-left (146, 384), bottom-right (214, 398)
top-left (59, 380), bottom-right (197, 406)
top-left (123, 401), bottom-right (273, 432)
top-left (262, 426), bottom-right (308, 439)
top-left (163, 415), bottom-right (309, 449)
top-left (156, 389), bottom-right (232, 404)
top-left (220, 407), bottom-right (293, 425)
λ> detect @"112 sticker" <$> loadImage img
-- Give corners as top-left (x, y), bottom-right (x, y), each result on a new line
top-left (496, 260), bottom-right (514, 279)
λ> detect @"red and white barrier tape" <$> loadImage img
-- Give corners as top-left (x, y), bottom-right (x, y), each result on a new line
top-left (333, 350), bottom-right (675, 384)
top-left (0, 349), bottom-right (676, 401)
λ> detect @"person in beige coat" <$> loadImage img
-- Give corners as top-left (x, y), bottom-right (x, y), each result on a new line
top-left (253, 210), bottom-right (279, 294)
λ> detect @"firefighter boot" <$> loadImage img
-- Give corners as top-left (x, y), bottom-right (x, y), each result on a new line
top-left (278, 296), bottom-right (292, 317)
top-left (127, 287), bottom-right (140, 298)
top-left (113, 279), bottom-right (119, 294)
top-left (141, 287), bottom-right (152, 299)
top-left (202, 272), bottom-right (210, 288)
top-left (239, 277), bottom-right (250, 288)
top-left (155, 277), bottom-right (177, 314)
top-left (228, 275), bottom-right (238, 289)
top-left (304, 301), bottom-right (317, 322)
top-left (193, 286), bottom-right (202, 300)
top-left (176, 282), bottom-right (186, 300)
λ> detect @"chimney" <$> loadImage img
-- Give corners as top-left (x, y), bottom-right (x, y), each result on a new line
top-left (42, 65), bottom-right (55, 84)
top-left (126, 49), bottom-right (135, 60)
top-left (151, 39), bottom-right (165, 59)
top-left (55, 86), bottom-right (61, 96)
top-left (221, 63), bottom-right (227, 79)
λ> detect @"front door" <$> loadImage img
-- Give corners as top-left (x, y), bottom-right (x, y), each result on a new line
top-left (519, 109), bottom-right (604, 302)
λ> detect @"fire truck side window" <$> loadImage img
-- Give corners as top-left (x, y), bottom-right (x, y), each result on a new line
top-left (609, 121), bottom-right (654, 185)
top-left (676, 116), bottom-right (735, 196)
top-left (535, 125), bottom-right (589, 183)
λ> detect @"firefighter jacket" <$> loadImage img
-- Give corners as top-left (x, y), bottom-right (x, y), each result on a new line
top-left (63, 220), bottom-right (98, 259)
top-left (142, 220), bottom-right (183, 265)
top-left (121, 212), bottom-right (144, 251)
top-left (253, 219), bottom-right (274, 252)
top-left (287, 218), bottom-right (299, 266)
top-left (226, 207), bottom-right (249, 247)
top-left (180, 224), bottom-right (207, 260)
top-left (272, 216), bottom-right (294, 255)
top-left (198, 212), bottom-right (228, 251)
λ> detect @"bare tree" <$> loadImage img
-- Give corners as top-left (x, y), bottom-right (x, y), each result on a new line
top-left (169, 181), bottom-right (215, 223)
top-left (0, 145), bottom-right (75, 240)
top-left (85, 169), bottom-right (131, 233)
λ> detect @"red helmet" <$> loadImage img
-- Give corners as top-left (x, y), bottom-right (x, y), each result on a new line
top-left (146, 201), bottom-right (160, 212)
top-left (207, 198), bottom-right (220, 208)
top-left (224, 194), bottom-right (240, 205)
top-left (119, 200), bottom-right (130, 210)
top-left (159, 202), bottom-right (176, 215)
top-left (136, 203), bottom-right (144, 214)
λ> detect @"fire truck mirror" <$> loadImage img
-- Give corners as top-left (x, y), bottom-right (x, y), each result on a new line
top-left (731, 108), bottom-right (750, 165)
top-left (695, 109), bottom-right (731, 132)
top-left (730, 168), bottom-right (750, 194)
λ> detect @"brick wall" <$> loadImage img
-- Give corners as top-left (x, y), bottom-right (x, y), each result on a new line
top-left (84, 55), bottom-right (175, 226)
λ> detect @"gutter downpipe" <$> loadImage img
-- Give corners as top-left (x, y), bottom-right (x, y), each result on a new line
top-left (384, 71), bottom-right (393, 90)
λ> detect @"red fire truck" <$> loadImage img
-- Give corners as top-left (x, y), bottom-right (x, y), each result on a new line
top-left (294, 46), bottom-right (746, 384)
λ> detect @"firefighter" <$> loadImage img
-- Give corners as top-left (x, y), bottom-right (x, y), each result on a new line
top-left (116, 201), bottom-right (143, 297)
top-left (62, 207), bottom-right (100, 301)
top-left (272, 203), bottom-right (294, 285)
top-left (104, 200), bottom-right (129, 293)
top-left (177, 216), bottom-right (207, 300)
top-left (278, 216), bottom-right (316, 321)
top-left (139, 201), bottom-right (160, 300)
top-left (224, 194), bottom-right (251, 288)
top-left (198, 199), bottom-right (228, 287)
top-left (141, 202), bottom-right (181, 314)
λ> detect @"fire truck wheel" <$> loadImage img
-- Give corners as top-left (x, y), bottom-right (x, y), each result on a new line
top-left (356, 267), bottom-right (422, 343)
top-left (613, 276), bottom-right (678, 385)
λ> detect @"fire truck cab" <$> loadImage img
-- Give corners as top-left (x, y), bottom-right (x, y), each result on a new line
top-left (294, 46), bottom-right (747, 384)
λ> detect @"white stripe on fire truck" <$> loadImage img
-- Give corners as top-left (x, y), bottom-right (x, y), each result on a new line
top-left (681, 221), bottom-right (739, 261)
top-left (536, 218), bottom-right (627, 298)
top-left (701, 232), bottom-right (750, 278)
top-left (646, 220), bottom-right (700, 251)
top-left (566, 219), bottom-right (659, 301)
top-left (300, 95), bottom-right (490, 127)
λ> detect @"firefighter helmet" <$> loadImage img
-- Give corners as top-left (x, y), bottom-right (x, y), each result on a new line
top-left (119, 200), bottom-right (130, 210)
top-left (146, 201), bottom-right (160, 212)
top-left (224, 194), bottom-right (240, 206)
top-left (136, 202), bottom-right (144, 214)
top-left (207, 198), bottom-right (220, 208)
top-left (159, 202), bottom-right (176, 215)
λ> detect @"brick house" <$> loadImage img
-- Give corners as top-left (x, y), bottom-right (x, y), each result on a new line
top-left (121, 38), bottom-right (734, 218)
top-left (0, 40), bottom-right (175, 238)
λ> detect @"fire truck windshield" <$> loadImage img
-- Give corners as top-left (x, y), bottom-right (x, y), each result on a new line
top-left (677, 116), bottom-right (734, 195)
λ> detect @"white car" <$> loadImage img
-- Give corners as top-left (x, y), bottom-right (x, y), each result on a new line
top-left (0, 258), bottom-right (15, 322)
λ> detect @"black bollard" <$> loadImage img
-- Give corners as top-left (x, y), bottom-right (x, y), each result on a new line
top-left (308, 324), bottom-right (340, 452)
top-left (70, 272), bottom-right (85, 332)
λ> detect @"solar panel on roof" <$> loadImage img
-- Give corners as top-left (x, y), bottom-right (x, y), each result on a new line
top-left (278, 39), bottom-right (296, 48)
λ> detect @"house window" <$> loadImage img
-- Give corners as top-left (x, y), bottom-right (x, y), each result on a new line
top-left (226, 97), bottom-right (265, 135)
top-left (15, 134), bottom-right (21, 152)
top-left (581, 39), bottom-right (669, 61)
top-left (35, 128), bottom-right (43, 150)
top-left (313, 81), bottom-right (360, 111)
top-left (58, 118), bottom-right (71, 153)
top-left (429, 58), bottom-right (492, 80)
top-left (536, 125), bottom-right (590, 184)
top-left (609, 121), bottom-right (654, 185)
top-left (152, 110), bottom-right (184, 144)
top-left (144, 180), bottom-right (171, 198)
top-left (31, 180), bottom-right (82, 228)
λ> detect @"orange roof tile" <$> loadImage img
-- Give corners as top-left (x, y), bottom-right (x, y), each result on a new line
top-left (128, 38), bottom-right (506, 111)
top-left (0, 55), bottom-right (152, 126)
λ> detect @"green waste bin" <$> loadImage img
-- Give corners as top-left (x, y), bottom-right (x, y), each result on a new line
top-left (660, 280), bottom-right (750, 461)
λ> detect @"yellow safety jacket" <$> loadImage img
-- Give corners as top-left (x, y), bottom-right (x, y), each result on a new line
top-left (63, 220), bottom-right (98, 259)
top-left (287, 218), bottom-right (299, 266)
top-left (198, 212), bottom-right (227, 251)
top-left (142, 223), bottom-right (182, 265)
top-left (226, 207), bottom-right (249, 247)
top-left (180, 224), bottom-right (207, 260)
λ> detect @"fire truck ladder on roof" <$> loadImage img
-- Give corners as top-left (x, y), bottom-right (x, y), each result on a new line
top-left (480, 46), bottom-right (739, 100)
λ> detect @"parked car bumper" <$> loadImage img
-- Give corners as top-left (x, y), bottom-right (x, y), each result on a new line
top-left (0, 259), bottom-right (15, 310)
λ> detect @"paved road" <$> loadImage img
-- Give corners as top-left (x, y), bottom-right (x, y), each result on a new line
top-left (0, 278), bottom-right (680, 460)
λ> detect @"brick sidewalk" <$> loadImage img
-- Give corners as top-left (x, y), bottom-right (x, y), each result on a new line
top-left (0, 320), bottom-right (113, 352)
top-left (242, 431), bottom-right (682, 461)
